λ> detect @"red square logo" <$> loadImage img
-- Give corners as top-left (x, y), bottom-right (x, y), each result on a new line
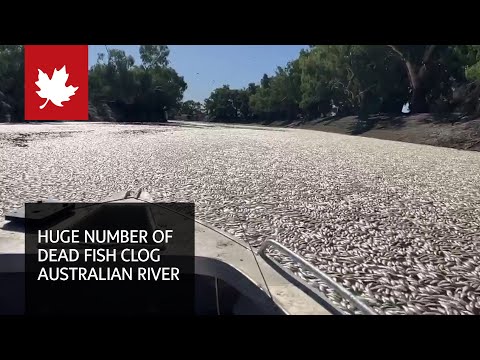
top-left (25, 45), bottom-right (89, 120)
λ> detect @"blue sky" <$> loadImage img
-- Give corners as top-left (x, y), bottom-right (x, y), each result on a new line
top-left (88, 45), bottom-right (308, 103)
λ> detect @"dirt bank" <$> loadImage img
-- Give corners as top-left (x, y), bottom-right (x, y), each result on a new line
top-left (208, 114), bottom-right (480, 152)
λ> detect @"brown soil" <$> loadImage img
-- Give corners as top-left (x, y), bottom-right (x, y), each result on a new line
top-left (255, 114), bottom-right (480, 152)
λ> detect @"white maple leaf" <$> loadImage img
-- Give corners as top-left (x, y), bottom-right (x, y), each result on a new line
top-left (35, 65), bottom-right (79, 109)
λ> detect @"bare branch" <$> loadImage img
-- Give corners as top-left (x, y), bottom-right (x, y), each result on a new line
top-left (422, 45), bottom-right (437, 64)
top-left (346, 67), bottom-right (356, 90)
top-left (359, 84), bottom-right (376, 96)
top-left (388, 45), bottom-right (418, 88)
top-left (388, 45), bottom-right (406, 60)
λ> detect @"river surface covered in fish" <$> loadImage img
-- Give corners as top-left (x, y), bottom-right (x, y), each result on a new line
top-left (1, 121), bottom-right (480, 314)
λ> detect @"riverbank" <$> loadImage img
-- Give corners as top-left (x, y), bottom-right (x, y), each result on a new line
top-left (201, 114), bottom-right (480, 152)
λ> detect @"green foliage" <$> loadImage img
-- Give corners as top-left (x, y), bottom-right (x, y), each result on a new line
top-left (249, 61), bottom-right (302, 120)
top-left (205, 85), bottom-right (235, 120)
top-left (0, 45), bottom-right (186, 122)
top-left (180, 100), bottom-right (203, 117)
top-left (139, 45), bottom-right (170, 69)
top-left (466, 62), bottom-right (480, 81)
top-left (0, 45), bottom-right (24, 121)
top-left (2, 44), bottom-right (480, 123)
top-left (89, 45), bottom-right (186, 121)
top-left (455, 45), bottom-right (480, 81)
top-left (205, 44), bottom-right (480, 122)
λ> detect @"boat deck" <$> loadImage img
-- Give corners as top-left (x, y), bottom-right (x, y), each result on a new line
top-left (0, 193), bottom-right (335, 315)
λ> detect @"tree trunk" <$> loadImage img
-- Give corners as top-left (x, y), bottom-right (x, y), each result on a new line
top-left (388, 45), bottom-right (436, 114)
top-left (405, 59), bottom-right (429, 113)
top-left (410, 84), bottom-right (429, 113)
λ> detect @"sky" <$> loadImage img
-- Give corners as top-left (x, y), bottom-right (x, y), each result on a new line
top-left (88, 45), bottom-right (308, 102)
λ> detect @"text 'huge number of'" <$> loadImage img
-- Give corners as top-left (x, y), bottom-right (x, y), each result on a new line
top-left (37, 229), bottom-right (173, 244)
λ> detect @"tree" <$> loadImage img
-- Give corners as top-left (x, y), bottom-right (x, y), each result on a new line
top-left (205, 85), bottom-right (236, 120)
top-left (454, 45), bottom-right (480, 81)
top-left (181, 100), bottom-right (203, 117)
top-left (387, 45), bottom-right (447, 113)
top-left (204, 85), bottom-right (254, 122)
top-left (231, 89), bottom-right (251, 120)
top-left (89, 46), bottom-right (186, 122)
top-left (298, 46), bottom-right (334, 118)
top-left (261, 74), bottom-right (271, 89)
top-left (0, 45), bottom-right (24, 121)
top-left (139, 45), bottom-right (170, 68)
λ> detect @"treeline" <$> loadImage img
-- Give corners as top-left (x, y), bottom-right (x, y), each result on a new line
top-left (204, 45), bottom-right (480, 123)
top-left (89, 45), bottom-right (186, 121)
top-left (0, 46), bottom-right (24, 121)
top-left (0, 45), bottom-right (187, 122)
top-left (178, 100), bottom-right (204, 120)
top-left (3, 45), bottom-right (480, 123)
